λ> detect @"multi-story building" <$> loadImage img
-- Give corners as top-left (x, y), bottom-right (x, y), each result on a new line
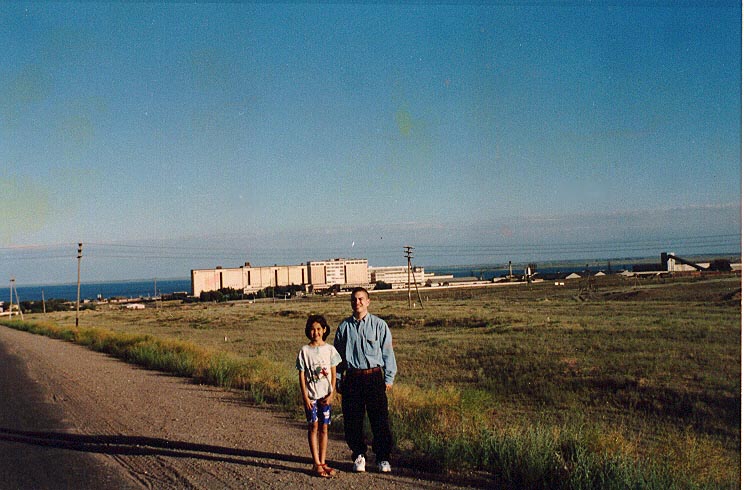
top-left (191, 262), bottom-right (307, 297)
top-left (307, 258), bottom-right (369, 290)
top-left (191, 258), bottom-right (370, 296)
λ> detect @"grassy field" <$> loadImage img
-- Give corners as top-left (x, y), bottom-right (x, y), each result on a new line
top-left (4, 273), bottom-right (740, 488)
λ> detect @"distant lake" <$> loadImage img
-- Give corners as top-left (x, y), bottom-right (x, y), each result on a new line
top-left (10, 279), bottom-right (191, 303)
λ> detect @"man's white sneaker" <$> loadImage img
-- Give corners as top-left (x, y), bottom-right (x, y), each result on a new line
top-left (377, 461), bottom-right (392, 473)
top-left (353, 454), bottom-right (366, 472)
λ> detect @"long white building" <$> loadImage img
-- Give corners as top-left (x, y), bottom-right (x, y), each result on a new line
top-left (191, 258), bottom-right (370, 297)
top-left (191, 263), bottom-right (308, 297)
top-left (369, 266), bottom-right (426, 289)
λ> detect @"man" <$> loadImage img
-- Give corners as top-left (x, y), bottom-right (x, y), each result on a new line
top-left (334, 287), bottom-right (397, 473)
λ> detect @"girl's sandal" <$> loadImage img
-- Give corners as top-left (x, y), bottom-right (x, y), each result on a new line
top-left (321, 464), bottom-right (337, 477)
top-left (313, 464), bottom-right (332, 478)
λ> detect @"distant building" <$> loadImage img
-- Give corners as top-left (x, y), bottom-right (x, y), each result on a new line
top-left (425, 274), bottom-right (456, 287)
top-left (369, 266), bottom-right (426, 289)
top-left (439, 276), bottom-right (486, 287)
top-left (308, 258), bottom-right (369, 290)
top-left (663, 252), bottom-right (709, 272)
top-left (191, 262), bottom-right (307, 297)
top-left (191, 258), bottom-right (369, 296)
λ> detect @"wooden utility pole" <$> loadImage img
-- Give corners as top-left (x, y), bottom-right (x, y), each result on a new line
top-left (413, 266), bottom-right (424, 309)
top-left (76, 242), bottom-right (83, 327)
top-left (403, 246), bottom-right (424, 309)
top-left (9, 278), bottom-right (14, 318)
top-left (12, 280), bottom-right (23, 320)
top-left (404, 246), bottom-right (413, 308)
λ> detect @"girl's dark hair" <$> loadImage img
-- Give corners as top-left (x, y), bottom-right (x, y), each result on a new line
top-left (305, 314), bottom-right (330, 340)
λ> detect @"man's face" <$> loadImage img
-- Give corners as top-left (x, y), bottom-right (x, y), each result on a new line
top-left (351, 291), bottom-right (370, 316)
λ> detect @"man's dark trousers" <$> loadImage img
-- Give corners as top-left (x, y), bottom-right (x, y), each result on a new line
top-left (341, 369), bottom-right (393, 461)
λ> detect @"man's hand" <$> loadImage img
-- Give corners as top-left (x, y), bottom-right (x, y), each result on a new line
top-left (385, 384), bottom-right (393, 391)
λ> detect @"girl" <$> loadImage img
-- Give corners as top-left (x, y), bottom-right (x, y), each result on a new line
top-left (296, 314), bottom-right (342, 478)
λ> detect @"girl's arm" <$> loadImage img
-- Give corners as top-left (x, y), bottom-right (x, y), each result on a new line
top-left (326, 365), bottom-right (337, 405)
top-left (298, 371), bottom-right (313, 411)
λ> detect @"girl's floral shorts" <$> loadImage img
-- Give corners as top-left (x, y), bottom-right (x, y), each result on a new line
top-left (305, 400), bottom-right (332, 425)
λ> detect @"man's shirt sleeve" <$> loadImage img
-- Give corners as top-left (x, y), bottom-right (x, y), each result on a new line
top-left (380, 319), bottom-right (397, 385)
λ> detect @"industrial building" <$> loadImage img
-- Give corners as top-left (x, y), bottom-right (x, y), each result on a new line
top-left (191, 258), bottom-right (369, 297)
top-left (369, 266), bottom-right (426, 289)
top-left (191, 262), bottom-right (308, 297)
top-left (308, 258), bottom-right (370, 290)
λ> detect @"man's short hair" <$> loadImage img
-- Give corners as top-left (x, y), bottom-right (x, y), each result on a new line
top-left (350, 286), bottom-right (369, 298)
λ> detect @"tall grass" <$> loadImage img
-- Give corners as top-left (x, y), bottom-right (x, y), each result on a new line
top-left (409, 425), bottom-right (680, 490)
top-left (388, 384), bottom-right (686, 489)
top-left (0, 319), bottom-right (298, 408)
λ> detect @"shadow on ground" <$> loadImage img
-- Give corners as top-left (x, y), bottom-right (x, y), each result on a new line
top-left (0, 427), bottom-right (495, 488)
top-left (0, 427), bottom-right (306, 475)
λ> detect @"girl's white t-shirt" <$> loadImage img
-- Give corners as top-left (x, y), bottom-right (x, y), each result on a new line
top-left (296, 343), bottom-right (342, 401)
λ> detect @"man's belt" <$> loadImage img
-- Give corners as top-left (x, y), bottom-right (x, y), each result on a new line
top-left (346, 366), bottom-right (382, 376)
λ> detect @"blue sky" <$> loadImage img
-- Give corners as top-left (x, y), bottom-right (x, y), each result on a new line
top-left (1, 2), bottom-right (741, 285)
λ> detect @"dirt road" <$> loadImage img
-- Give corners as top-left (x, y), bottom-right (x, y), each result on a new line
top-left (0, 326), bottom-right (483, 489)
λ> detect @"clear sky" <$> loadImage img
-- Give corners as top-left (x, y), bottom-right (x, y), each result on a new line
top-left (1, 2), bottom-right (741, 285)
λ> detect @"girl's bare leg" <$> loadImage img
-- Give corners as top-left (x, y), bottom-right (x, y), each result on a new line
top-left (308, 423), bottom-right (320, 465)
top-left (318, 423), bottom-right (328, 465)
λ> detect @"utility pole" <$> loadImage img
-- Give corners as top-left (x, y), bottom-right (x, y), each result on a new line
top-left (12, 280), bottom-right (23, 320)
top-left (76, 243), bottom-right (83, 327)
top-left (412, 265), bottom-right (424, 309)
top-left (9, 278), bottom-right (14, 318)
top-left (403, 246), bottom-right (424, 309)
top-left (404, 246), bottom-right (413, 308)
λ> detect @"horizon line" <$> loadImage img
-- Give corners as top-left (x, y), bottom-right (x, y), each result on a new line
top-left (10, 251), bottom-right (741, 289)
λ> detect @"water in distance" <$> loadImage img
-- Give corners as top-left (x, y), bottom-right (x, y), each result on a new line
top-left (12, 279), bottom-right (191, 303)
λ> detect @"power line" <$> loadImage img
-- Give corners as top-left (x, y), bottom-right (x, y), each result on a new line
top-left (3, 233), bottom-right (739, 252)
top-left (0, 233), bottom-right (739, 265)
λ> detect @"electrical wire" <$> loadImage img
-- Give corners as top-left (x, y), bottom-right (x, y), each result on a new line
top-left (0, 233), bottom-right (739, 264)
